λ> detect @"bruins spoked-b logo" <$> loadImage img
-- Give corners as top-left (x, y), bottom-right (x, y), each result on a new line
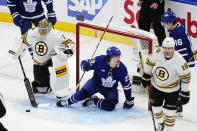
top-left (155, 67), bottom-right (169, 81)
top-left (35, 41), bottom-right (48, 56)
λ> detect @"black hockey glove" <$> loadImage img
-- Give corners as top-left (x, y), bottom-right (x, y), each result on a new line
top-left (180, 91), bottom-right (190, 105)
top-left (141, 73), bottom-right (151, 88)
top-left (123, 97), bottom-right (135, 109)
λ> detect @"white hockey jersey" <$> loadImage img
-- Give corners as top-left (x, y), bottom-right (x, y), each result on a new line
top-left (144, 48), bottom-right (191, 93)
top-left (23, 28), bottom-right (66, 64)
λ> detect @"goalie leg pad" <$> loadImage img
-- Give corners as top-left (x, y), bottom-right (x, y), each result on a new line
top-left (49, 55), bottom-right (73, 97)
top-left (33, 62), bottom-right (51, 87)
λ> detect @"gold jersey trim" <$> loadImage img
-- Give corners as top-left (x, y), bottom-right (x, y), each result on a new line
top-left (156, 79), bottom-right (180, 89)
top-left (146, 58), bottom-right (155, 67)
top-left (179, 72), bottom-right (191, 77)
top-left (33, 59), bottom-right (50, 65)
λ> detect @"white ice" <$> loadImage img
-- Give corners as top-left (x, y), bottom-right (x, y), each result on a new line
top-left (0, 22), bottom-right (197, 131)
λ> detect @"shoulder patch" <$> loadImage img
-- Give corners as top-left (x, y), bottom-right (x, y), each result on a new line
top-left (156, 48), bottom-right (161, 53)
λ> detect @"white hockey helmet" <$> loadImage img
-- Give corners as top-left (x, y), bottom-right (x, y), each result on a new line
top-left (162, 37), bottom-right (175, 49)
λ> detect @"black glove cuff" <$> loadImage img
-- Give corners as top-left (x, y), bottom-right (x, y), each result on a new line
top-left (181, 91), bottom-right (190, 97)
top-left (142, 73), bottom-right (151, 80)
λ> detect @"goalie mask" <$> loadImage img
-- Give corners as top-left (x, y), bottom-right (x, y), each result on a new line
top-left (38, 19), bottom-right (53, 39)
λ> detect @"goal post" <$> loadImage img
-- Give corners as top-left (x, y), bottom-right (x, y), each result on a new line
top-left (76, 22), bottom-right (158, 89)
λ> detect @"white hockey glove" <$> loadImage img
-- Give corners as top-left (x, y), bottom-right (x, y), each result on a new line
top-left (8, 39), bottom-right (28, 60)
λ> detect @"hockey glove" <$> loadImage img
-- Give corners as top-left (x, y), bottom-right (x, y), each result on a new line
top-left (123, 97), bottom-right (135, 109)
top-left (63, 48), bottom-right (74, 58)
top-left (8, 39), bottom-right (27, 60)
top-left (180, 91), bottom-right (190, 105)
top-left (47, 12), bottom-right (57, 26)
top-left (81, 60), bottom-right (92, 72)
top-left (141, 73), bottom-right (151, 88)
top-left (13, 15), bottom-right (23, 27)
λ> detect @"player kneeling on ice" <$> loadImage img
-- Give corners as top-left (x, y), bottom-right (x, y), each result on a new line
top-left (141, 37), bottom-right (191, 131)
top-left (57, 46), bottom-right (134, 111)
top-left (8, 19), bottom-right (75, 99)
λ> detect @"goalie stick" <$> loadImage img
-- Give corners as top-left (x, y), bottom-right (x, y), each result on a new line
top-left (18, 57), bottom-right (52, 108)
top-left (76, 16), bottom-right (113, 91)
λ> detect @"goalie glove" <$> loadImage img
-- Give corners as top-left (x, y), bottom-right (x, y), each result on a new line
top-left (54, 39), bottom-right (75, 58)
top-left (8, 39), bottom-right (27, 60)
top-left (123, 97), bottom-right (135, 109)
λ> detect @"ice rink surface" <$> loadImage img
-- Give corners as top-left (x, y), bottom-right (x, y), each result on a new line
top-left (0, 22), bottom-right (197, 131)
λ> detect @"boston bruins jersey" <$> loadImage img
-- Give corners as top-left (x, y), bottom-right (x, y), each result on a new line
top-left (23, 28), bottom-right (67, 64)
top-left (144, 48), bottom-right (191, 93)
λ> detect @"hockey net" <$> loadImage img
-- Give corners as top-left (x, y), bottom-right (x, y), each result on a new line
top-left (75, 22), bottom-right (158, 92)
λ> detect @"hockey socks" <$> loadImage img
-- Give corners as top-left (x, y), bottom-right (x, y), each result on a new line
top-left (94, 98), bottom-right (117, 111)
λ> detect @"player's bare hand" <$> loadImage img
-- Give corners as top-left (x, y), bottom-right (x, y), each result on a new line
top-left (137, 0), bottom-right (142, 7)
top-left (150, 3), bottom-right (158, 9)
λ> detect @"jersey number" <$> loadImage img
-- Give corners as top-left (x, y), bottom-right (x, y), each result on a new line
top-left (175, 39), bottom-right (183, 46)
top-left (182, 63), bottom-right (188, 70)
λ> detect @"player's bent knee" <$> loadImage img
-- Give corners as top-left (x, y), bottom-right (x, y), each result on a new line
top-left (105, 100), bottom-right (118, 111)
top-left (80, 89), bottom-right (91, 99)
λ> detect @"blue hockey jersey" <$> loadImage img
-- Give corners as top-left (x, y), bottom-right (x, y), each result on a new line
top-left (81, 55), bottom-right (132, 98)
top-left (7, 0), bottom-right (55, 19)
top-left (169, 22), bottom-right (195, 67)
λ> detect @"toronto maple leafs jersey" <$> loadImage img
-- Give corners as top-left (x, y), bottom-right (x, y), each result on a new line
top-left (169, 22), bottom-right (195, 67)
top-left (82, 55), bottom-right (132, 98)
top-left (7, 0), bottom-right (54, 19)
top-left (145, 48), bottom-right (191, 93)
top-left (23, 28), bottom-right (65, 64)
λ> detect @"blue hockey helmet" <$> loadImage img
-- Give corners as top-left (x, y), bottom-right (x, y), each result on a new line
top-left (106, 46), bottom-right (121, 57)
top-left (161, 11), bottom-right (176, 24)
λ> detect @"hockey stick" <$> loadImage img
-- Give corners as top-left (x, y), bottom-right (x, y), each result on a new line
top-left (188, 50), bottom-right (197, 62)
top-left (176, 51), bottom-right (196, 117)
top-left (139, 52), bottom-right (157, 131)
top-left (18, 57), bottom-right (52, 108)
top-left (76, 16), bottom-right (113, 91)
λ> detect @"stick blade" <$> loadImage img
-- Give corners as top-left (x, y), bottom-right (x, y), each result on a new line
top-left (37, 103), bottom-right (52, 108)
